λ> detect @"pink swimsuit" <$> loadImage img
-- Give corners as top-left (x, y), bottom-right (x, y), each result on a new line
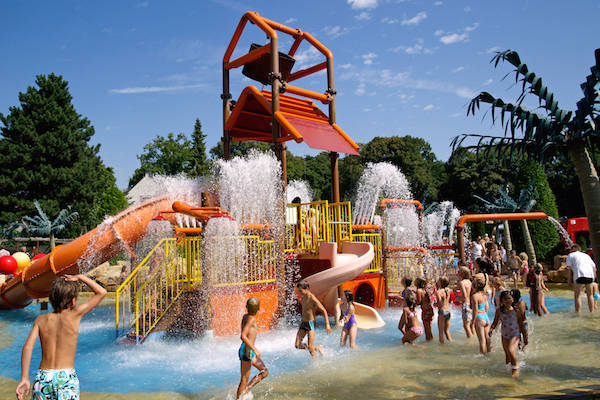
top-left (500, 309), bottom-right (520, 339)
top-left (407, 310), bottom-right (423, 336)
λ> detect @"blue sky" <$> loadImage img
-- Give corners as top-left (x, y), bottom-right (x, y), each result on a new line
top-left (1, 0), bottom-right (598, 189)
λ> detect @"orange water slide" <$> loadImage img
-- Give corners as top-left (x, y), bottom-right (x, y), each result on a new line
top-left (0, 197), bottom-right (178, 309)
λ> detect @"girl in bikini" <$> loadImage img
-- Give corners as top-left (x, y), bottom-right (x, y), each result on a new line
top-left (415, 278), bottom-right (434, 341)
top-left (339, 290), bottom-right (358, 349)
top-left (436, 276), bottom-right (452, 344)
top-left (398, 291), bottom-right (422, 344)
top-left (472, 274), bottom-right (492, 355)
top-left (490, 291), bottom-right (528, 378)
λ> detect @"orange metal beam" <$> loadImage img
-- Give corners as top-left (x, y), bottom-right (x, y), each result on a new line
top-left (456, 212), bottom-right (548, 228)
top-left (379, 198), bottom-right (424, 210)
top-left (223, 12), bottom-right (277, 63)
top-left (226, 43), bottom-right (270, 70)
top-left (274, 112), bottom-right (304, 143)
top-left (331, 123), bottom-right (360, 152)
top-left (288, 62), bottom-right (328, 82)
top-left (351, 224), bottom-right (381, 231)
top-left (283, 84), bottom-right (330, 104)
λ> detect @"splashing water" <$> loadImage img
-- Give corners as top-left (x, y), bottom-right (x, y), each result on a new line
top-left (547, 216), bottom-right (575, 249)
top-left (423, 201), bottom-right (461, 246)
top-left (215, 150), bottom-right (284, 228)
top-left (384, 207), bottom-right (421, 247)
top-left (286, 180), bottom-right (313, 204)
top-left (352, 162), bottom-right (412, 225)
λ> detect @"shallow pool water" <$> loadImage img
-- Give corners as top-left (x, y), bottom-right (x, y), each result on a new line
top-left (1, 293), bottom-right (598, 398)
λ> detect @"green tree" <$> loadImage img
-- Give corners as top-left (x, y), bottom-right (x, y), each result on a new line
top-left (129, 132), bottom-right (194, 188)
top-left (360, 136), bottom-right (444, 201)
top-left (189, 119), bottom-right (210, 177)
top-left (22, 201), bottom-right (78, 249)
top-left (209, 140), bottom-right (270, 159)
top-left (339, 154), bottom-right (364, 201)
top-left (0, 73), bottom-right (118, 235)
top-left (453, 49), bottom-right (600, 268)
top-left (94, 169), bottom-right (128, 220)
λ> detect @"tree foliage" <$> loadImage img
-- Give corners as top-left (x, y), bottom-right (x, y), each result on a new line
top-left (0, 73), bottom-right (118, 235)
top-left (189, 119), bottom-right (210, 177)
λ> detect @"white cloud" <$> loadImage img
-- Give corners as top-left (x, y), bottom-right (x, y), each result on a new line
top-left (434, 29), bottom-right (444, 36)
top-left (381, 17), bottom-right (399, 24)
top-left (355, 12), bottom-right (371, 20)
top-left (423, 104), bottom-right (435, 111)
top-left (434, 1), bottom-right (443, 5)
top-left (402, 11), bottom-right (427, 26)
top-left (449, 112), bottom-right (462, 118)
top-left (464, 6), bottom-right (471, 12)
top-left (362, 52), bottom-right (377, 65)
top-left (439, 23), bottom-right (478, 45)
top-left (363, 108), bottom-right (371, 112)
top-left (485, 46), bottom-right (501, 54)
top-left (451, 66), bottom-right (465, 73)
top-left (294, 47), bottom-right (321, 69)
top-left (440, 32), bottom-right (468, 44)
top-left (136, 1), bottom-right (149, 8)
top-left (285, 18), bottom-right (297, 24)
top-left (355, 83), bottom-right (367, 96)
top-left (482, 78), bottom-right (493, 86)
top-left (323, 25), bottom-right (350, 39)
top-left (339, 63), bottom-right (353, 69)
top-left (340, 68), bottom-right (476, 99)
top-left (347, 0), bottom-right (378, 9)
top-left (109, 84), bottom-right (205, 94)
top-left (464, 22), bottom-right (479, 31)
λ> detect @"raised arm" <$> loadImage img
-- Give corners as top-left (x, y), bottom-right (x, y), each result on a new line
top-left (64, 274), bottom-right (107, 316)
top-left (16, 320), bottom-right (40, 400)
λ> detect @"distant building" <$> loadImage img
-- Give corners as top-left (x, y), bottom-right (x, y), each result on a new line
top-left (126, 174), bottom-right (163, 204)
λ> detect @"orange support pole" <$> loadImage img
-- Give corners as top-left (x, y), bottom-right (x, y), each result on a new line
top-left (283, 84), bottom-right (330, 104)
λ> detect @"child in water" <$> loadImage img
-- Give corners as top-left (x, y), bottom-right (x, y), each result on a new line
top-left (398, 291), bottom-right (422, 344)
top-left (492, 277), bottom-right (507, 308)
top-left (592, 280), bottom-right (599, 311)
top-left (16, 275), bottom-right (107, 400)
top-left (436, 276), bottom-right (452, 344)
top-left (536, 263), bottom-right (551, 315)
top-left (510, 288), bottom-right (529, 351)
top-left (237, 297), bottom-right (269, 399)
top-left (415, 277), bottom-right (434, 341)
top-left (490, 291), bottom-right (528, 378)
top-left (339, 290), bottom-right (358, 348)
top-left (295, 280), bottom-right (331, 358)
top-left (401, 277), bottom-right (415, 306)
top-left (472, 274), bottom-right (492, 355)
top-left (519, 252), bottom-right (529, 286)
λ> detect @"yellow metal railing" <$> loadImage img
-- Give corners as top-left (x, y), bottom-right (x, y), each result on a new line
top-left (284, 200), bottom-right (329, 253)
top-left (328, 201), bottom-right (352, 244)
top-left (115, 238), bottom-right (185, 340)
top-left (385, 249), bottom-right (458, 295)
top-left (115, 235), bottom-right (276, 341)
top-left (349, 232), bottom-right (382, 272)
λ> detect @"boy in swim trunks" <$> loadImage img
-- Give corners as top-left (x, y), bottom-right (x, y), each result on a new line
top-left (295, 280), bottom-right (331, 358)
top-left (16, 274), bottom-right (107, 400)
top-left (237, 297), bottom-right (268, 399)
top-left (436, 276), bottom-right (452, 344)
top-left (457, 266), bottom-right (474, 338)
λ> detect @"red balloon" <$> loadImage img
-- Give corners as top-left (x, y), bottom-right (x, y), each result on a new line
top-left (0, 255), bottom-right (18, 275)
top-left (32, 253), bottom-right (46, 260)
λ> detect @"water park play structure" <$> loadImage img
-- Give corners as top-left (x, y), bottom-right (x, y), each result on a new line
top-left (0, 12), bottom-right (561, 344)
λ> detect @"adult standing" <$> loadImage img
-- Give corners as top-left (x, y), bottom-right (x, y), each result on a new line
top-left (566, 244), bottom-right (597, 313)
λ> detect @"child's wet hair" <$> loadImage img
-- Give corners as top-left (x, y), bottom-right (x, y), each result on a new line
top-left (414, 277), bottom-right (426, 289)
top-left (296, 280), bottom-right (309, 290)
top-left (473, 274), bottom-right (487, 292)
top-left (519, 252), bottom-right (528, 261)
top-left (458, 266), bottom-right (471, 280)
top-left (405, 291), bottom-right (417, 309)
top-left (499, 290), bottom-right (513, 312)
top-left (492, 276), bottom-right (504, 287)
top-left (402, 277), bottom-right (413, 287)
top-left (344, 290), bottom-right (353, 303)
top-left (510, 288), bottom-right (521, 303)
top-left (439, 276), bottom-right (449, 288)
top-left (246, 297), bottom-right (260, 315)
top-left (49, 277), bottom-right (79, 312)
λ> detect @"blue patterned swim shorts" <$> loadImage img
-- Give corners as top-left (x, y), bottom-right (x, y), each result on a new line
top-left (33, 369), bottom-right (79, 400)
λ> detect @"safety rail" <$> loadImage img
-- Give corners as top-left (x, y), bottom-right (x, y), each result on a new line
top-left (284, 200), bottom-right (330, 253)
top-left (385, 248), bottom-right (457, 295)
top-left (115, 235), bottom-right (276, 341)
top-left (115, 238), bottom-right (185, 340)
top-left (205, 235), bottom-right (276, 287)
top-left (349, 232), bottom-right (382, 273)
top-left (327, 201), bottom-right (352, 244)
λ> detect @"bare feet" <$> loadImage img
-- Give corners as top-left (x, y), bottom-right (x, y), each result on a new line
top-left (511, 368), bottom-right (519, 378)
top-left (315, 345), bottom-right (324, 356)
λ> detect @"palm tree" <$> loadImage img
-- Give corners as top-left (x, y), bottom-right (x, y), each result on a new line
top-left (474, 183), bottom-right (537, 263)
top-left (22, 201), bottom-right (78, 249)
top-left (452, 48), bottom-right (600, 271)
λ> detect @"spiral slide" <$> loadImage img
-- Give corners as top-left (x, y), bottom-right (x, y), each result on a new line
top-left (0, 197), bottom-right (177, 309)
top-left (305, 242), bottom-right (385, 329)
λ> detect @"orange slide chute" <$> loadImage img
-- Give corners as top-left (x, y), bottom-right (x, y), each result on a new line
top-left (0, 197), bottom-right (176, 309)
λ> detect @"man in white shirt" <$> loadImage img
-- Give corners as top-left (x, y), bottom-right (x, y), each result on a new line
top-left (566, 244), bottom-right (597, 313)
